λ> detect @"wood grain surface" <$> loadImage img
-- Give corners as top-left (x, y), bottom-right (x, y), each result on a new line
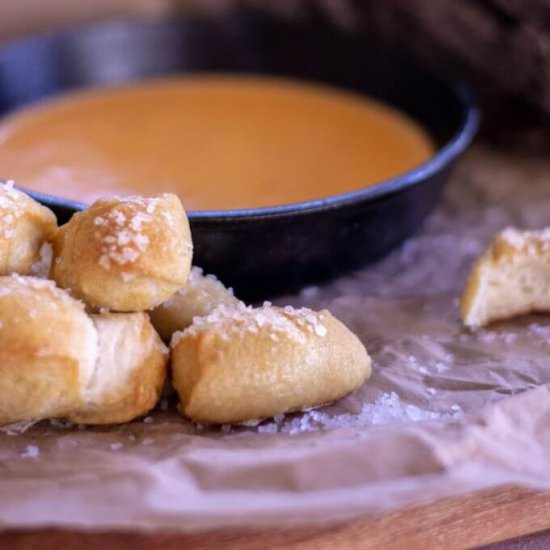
top-left (2, 486), bottom-right (550, 550)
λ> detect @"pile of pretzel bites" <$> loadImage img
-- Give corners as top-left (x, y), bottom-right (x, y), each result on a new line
top-left (0, 181), bottom-right (371, 427)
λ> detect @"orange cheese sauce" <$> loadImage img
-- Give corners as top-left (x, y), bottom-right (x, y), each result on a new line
top-left (0, 76), bottom-right (434, 210)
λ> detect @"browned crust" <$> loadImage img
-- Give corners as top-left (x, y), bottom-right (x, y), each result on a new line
top-left (0, 186), bottom-right (57, 275)
top-left (52, 194), bottom-right (192, 311)
top-left (171, 307), bottom-right (371, 424)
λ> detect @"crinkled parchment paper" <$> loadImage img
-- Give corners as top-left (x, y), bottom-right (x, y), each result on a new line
top-left (2, 144), bottom-right (550, 532)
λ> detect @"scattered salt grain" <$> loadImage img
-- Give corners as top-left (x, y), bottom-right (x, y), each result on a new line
top-left (427, 387), bottom-right (437, 395)
top-left (528, 323), bottom-right (550, 340)
top-left (314, 324), bottom-right (328, 337)
top-left (500, 227), bottom-right (550, 251)
top-left (141, 438), bottom-right (154, 446)
top-left (20, 445), bottom-right (40, 459)
top-left (476, 330), bottom-right (517, 344)
top-left (257, 423), bottom-right (279, 434)
top-left (257, 392), bottom-right (462, 434)
top-left (221, 424), bottom-right (232, 433)
top-left (110, 443), bottom-right (123, 451)
top-left (1, 180), bottom-right (15, 191)
top-left (500, 227), bottom-right (528, 248)
top-left (143, 416), bottom-right (154, 424)
top-left (434, 361), bottom-right (449, 373)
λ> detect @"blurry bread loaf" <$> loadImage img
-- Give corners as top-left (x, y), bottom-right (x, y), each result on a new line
top-left (0, 275), bottom-right (168, 426)
top-left (0, 274), bottom-right (97, 425)
top-left (171, 303), bottom-right (371, 424)
top-left (68, 312), bottom-right (167, 425)
top-left (461, 227), bottom-right (550, 327)
top-left (0, 181), bottom-right (57, 276)
top-left (52, 193), bottom-right (192, 311)
top-left (150, 266), bottom-right (241, 342)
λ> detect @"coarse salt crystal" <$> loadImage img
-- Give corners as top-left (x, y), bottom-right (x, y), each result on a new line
top-left (500, 227), bottom-right (550, 251)
top-left (177, 302), bottom-right (328, 345)
top-left (434, 362), bottom-right (449, 373)
top-left (314, 324), bottom-right (327, 337)
top-left (256, 392), bottom-right (463, 435)
top-left (94, 200), bottom-right (158, 269)
top-left (258, 423), bottom-right (278, 433)
top-left (20, 445), bottom-right (40, 458)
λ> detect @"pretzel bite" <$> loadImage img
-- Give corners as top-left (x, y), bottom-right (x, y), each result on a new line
top-left (68, 312), bottom-right (167, 425)
top-left (52, 193), bottom-right (192, 311)
top-left (171, 303), bottom-right (371, 424)
top-left (0, 181), bottom-right (57, 276)
top-left (150, 266), bottom-right (241, 342)
top-left (0, 275), bottom-right (97, 425)
top-left (461, 227), bottom-right (550, 327)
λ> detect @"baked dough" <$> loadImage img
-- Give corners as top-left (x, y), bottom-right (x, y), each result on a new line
top-left (0, 274), bottom-right (97, 425)
top-left (0, 275), bottom-right (168, 425)
top-left (150, 266), bottom-right (241, 341)
top-left (461, 227), bottom-right (550, 327)
top-left (0, 181), bottom-right (57, 276)
top-left (52, 193), bottom-right (192, 311)
top-left (171, 303), bottom-right (371, 424)
top-left (68, 312), bottom-right (168, 425)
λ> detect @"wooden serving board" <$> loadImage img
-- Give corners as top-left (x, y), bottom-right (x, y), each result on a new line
top-left (3, 486), bottom-right (550, 550)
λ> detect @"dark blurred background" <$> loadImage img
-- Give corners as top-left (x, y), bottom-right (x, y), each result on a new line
top-left (3, 0), bottom-right (550, 131)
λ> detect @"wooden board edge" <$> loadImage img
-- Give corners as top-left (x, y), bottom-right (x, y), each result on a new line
top-left (2, 486), bottom-right (550, 550)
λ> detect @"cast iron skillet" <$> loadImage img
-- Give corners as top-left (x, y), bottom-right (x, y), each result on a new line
top-left (0, 10), bottom-right (479, 300)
